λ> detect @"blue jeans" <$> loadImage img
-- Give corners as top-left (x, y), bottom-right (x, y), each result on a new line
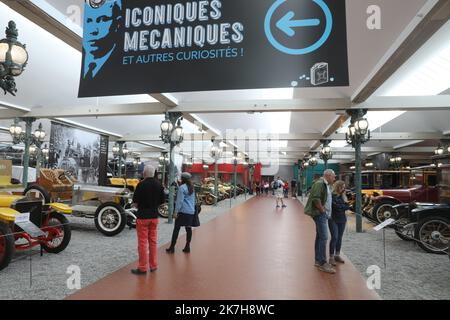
top-left (328, 219), bottom-right (346, 256)
top-left (313, 214), bottom-right (329, 265)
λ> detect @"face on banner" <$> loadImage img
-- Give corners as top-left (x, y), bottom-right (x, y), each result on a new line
top-left (79, 0), bottom-right (349, 97)
top-left (83, 0), bottom-right (122, 78)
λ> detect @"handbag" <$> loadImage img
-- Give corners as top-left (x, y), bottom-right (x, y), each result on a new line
top-left (192, 211), bottom-right (200, 227)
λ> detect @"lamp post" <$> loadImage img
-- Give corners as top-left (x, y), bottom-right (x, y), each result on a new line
top-left (248, 159), bottom-right (255, 196)
top-left (9, 118), bottom-right (45, 187)
top-left (390, 155), bottom-right (402, 169)
top-left (0, 21), bottom-right (28, 96)
top-left (210, 138), bottom-right (222, 206)
top-left (159, 152), bottom-right (169, 187)
top-left (160, 112), bottom-right (184, 224)
top-left (41, 144), bottom-right (49, 168)
top-left (233, 148), bottom-right (238, 199)
top-left (319, 140), bottom-right (333, 168)
top-left (346, 109), bottom-right (370, 233)
top-left (112, 142), bottom-right (128, 177)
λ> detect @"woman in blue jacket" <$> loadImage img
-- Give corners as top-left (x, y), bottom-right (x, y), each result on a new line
top-left (329, 180), bottom-right (351, 266)
top-left (166, 172), bottom-right (196, 254)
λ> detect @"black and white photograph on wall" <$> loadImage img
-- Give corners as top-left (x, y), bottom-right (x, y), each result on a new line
top-left (48, 122), bottom-right (107, 185)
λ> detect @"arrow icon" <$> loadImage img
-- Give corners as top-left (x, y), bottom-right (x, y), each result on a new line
top-left (276, 11), bottom-right (320, 37)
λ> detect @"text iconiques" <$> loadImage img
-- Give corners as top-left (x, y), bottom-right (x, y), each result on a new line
top-left (123, 0), bottom-right (244, 52)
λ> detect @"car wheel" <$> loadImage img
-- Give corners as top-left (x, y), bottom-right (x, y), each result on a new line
top-left (0, 223), bottom-right (14, 271)
top-left (415, 216), bottom-right (450, 254)
top-left (94, 202), bottom-right (126, 236)
top-left (158, 203), bottom-right (169, 218)
top-left (205, 195), bottom-right (215, 205)
top-left (23, 184), bottom-right (51, 204)
top-left (41, 212), bottom-right (72, 254)
top-left (373, 201), bottom-right (399, 223)
top-left (394, 219), bottom-right (415, 242)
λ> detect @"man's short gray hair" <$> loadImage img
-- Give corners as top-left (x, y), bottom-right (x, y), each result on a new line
top-left (143, 164), bottom-right (156, 178)
top-left (323, 169), bottom-right (336, 177)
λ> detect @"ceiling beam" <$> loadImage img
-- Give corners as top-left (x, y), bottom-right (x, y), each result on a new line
top-left (118, 132), bottom-right (448, 142)
top-left (352, 0), bottom-right (450, 103)
top-left (355, 95), bottom-right (450, 111)
top-left (0, 102), bottom-right (168, 119)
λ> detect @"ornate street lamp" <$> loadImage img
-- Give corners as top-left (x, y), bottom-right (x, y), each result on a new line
top-left (346, 109), bottom-right (371, 233)
top-left (111, 142), bottom-right (129, 177)
top-left (434, 145), bottom-right (444, 156)
top-left (112, 143), bottom-right (120, 156)
top-left (365, 162), bottom-right (374, 168)
top-left (390, 155), bottom-right (402, 168)
top-left (210, 137), bottom-right (223, 206)
top-left (308, 154), bottom-right (318, 167)
top-left (9, 118), bottom-right (45, 186)
top-left (159, 112), bottom-right (184, 224)
top-left (0, 21), bottom-right (28, 96)
top-left (33, 123), bottom-right (46, 141)
top-left (319, 139), bottom-right (333, 168)
top-left (232, 148), bottom-right (238, 199)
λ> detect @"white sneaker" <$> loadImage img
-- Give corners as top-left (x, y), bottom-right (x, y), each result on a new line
top-left (329, 257), bottom-right (337, 266)
top-left (318, 263), bottom-right (336, 274)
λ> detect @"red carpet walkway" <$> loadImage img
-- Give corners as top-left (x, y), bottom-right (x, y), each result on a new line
top-left (68, 197), bottom-right (380, 300)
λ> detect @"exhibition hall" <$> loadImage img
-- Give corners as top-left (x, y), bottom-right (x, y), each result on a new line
top-left (0, 0), bottom-right (450, 303)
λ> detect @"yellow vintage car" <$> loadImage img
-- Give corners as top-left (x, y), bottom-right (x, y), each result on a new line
top-left (0, 194), bottom-right (72, 271)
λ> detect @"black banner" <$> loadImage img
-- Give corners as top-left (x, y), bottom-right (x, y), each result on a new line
top-left (98, 135), bottom-right (109, 186)
top-left (78, 0), bottom-right (348, 97)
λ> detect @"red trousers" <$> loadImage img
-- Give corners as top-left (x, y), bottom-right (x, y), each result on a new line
top-left (136, 219), bottom-right (159, 272)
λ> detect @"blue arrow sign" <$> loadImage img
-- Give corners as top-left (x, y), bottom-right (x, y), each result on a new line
top-left (276, 11), bottom-right (320, 37)
top-left (264, 0), bottom-right (333, 55)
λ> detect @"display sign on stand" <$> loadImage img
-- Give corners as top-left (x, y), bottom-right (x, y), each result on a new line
top-left (79, 0), bottom-right (349, 97)
top-left (14, 212), bottom-right (45, 238)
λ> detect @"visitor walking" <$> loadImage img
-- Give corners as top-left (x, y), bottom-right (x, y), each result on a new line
top-left (131, 164), bottom-right (164, 275)
top-left (304, 169), bottom-right (336, 274)
top-left (166, 172), bottom-right (197, 254)
top-left (264, 180), bottom-right (270, 195)
top-left (329, 180), bottom-right (350, 266)
top-left (274, 176), bottom-right (287, 208)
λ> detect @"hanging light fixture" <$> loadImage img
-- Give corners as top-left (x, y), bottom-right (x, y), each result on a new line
top-left (33, 122), bottom-right (46, 141)
top-left (171, 118), bottom-right (184, 144)
top-left (29, 144), bottom-right (37, 155)
top-left (9, 118), bottom-right (22, 140)
top-left (41, 144), bottom-right (49, 156)
top-left (434, 145), bottom-right (444, 156)
top-left (0, 21), bottom-right (29, 96)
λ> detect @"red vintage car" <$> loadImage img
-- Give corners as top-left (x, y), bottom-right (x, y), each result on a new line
top-left (367, 169), bottom-right (438, 223)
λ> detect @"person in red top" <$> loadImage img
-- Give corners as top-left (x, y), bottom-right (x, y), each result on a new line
top-left (283, 181), bottom-right (289, 198)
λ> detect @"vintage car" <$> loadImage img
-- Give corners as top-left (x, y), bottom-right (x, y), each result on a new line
top-left (22, 170), bottom-right (136, 236)
top-left (345, 169), bottom-right (438, 223)
top-left (0, 194), bottom-right (72, 271)
top-left (390, 202), bottom-right (450, 254)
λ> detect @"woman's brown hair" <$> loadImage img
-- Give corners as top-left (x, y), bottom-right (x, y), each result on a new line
top-left (181, 175), bottom-right (194, 195)
top-left (332, 180), bottom-right (346, 195)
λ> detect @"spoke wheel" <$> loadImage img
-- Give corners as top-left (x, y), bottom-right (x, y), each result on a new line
top-left (94, 202), bottom-right (126, 236)
top-left (41, 212), bottom-right (71, 253)
top-left (375, 203), bottom-right (398, 223)
top-left (158, 203), bottom-right (169, 218)
top-left (415, 217), bottom-right (450, 254)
